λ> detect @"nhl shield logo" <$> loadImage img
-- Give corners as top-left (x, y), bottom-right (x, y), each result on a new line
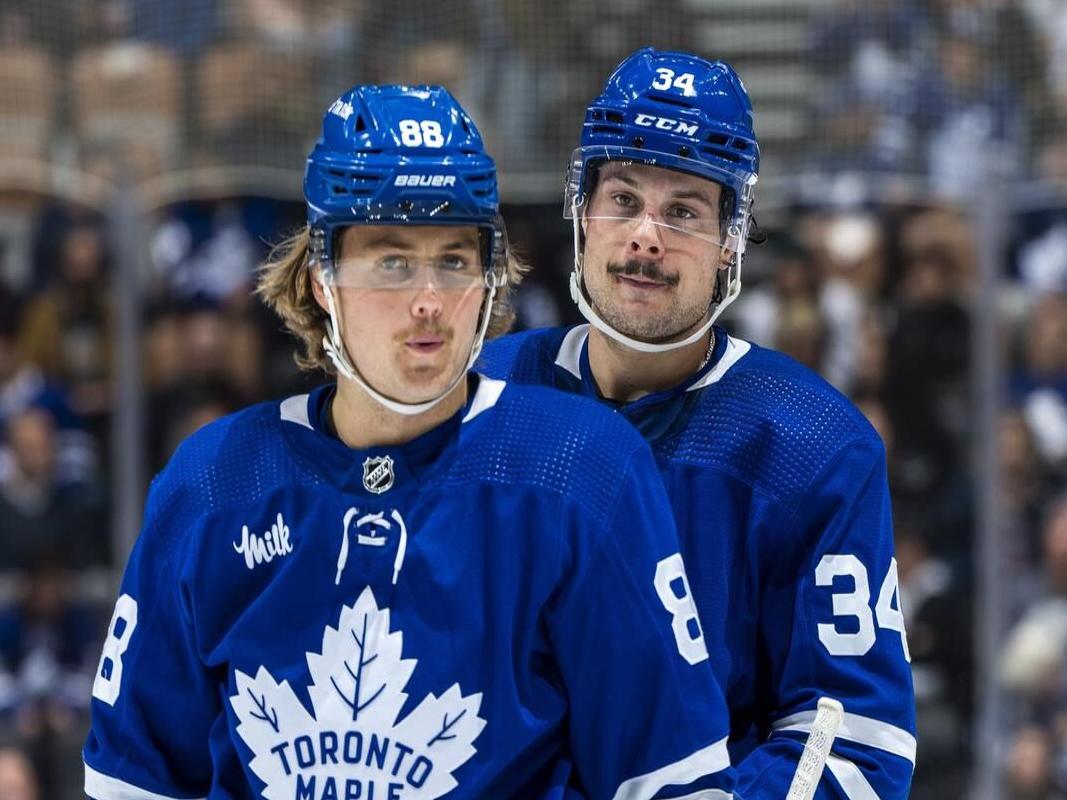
top-left (362, 455), bottom-right (395, 494)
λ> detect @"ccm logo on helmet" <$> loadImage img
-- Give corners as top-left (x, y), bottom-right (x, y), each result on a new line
top-left (634, 114), bottom-right (699, 137)
top-left (394, 175), bottom-right (457, 187)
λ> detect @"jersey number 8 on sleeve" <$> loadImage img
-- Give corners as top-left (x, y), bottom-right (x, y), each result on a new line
top-left (654, 553), bottom-right (709, 665)
top-left (815, 555), bottom-right (910, 661)
top-left (92, 594), bottom-right (139, 706)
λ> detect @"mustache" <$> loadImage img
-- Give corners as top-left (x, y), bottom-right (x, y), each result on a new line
top-left (606, 259), bottom-right (680, 287)
top-left (395, 323), bottom-right (452, 344)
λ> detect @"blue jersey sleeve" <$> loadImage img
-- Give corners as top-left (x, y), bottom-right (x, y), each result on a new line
top-left (737, 435), bottom-right (916, 799)
top-left (547, 443), bottom-right (737, 800)
top-left (83, 470), bottom-right (218, 800)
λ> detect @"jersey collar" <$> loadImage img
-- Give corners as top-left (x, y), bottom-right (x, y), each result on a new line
top-left (278, 374), bottom-right (506, 496)
top-left (556, 323), bottom-right (746, 404)
top-left (552, 323), bottom-right (750, 442)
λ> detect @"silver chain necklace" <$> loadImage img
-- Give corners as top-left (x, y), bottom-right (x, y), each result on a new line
top-left (697, 329), bottom-right (716, 372)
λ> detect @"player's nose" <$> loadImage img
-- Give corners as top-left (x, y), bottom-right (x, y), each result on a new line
top-left (628, 214), bottom-right (664, 258)
top-left (410, 285), bottom-right (444, 318)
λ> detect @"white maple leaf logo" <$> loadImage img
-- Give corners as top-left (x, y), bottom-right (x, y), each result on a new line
top-left (230, 587), bottom-right (485, 799)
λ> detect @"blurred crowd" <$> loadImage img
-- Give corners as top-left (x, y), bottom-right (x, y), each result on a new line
top-left (806, 0), bottom-right (1067, 200)
top-left (0, 0), bottom-right (1066, 797)
top-left (0, 0), bottom-right (1058, 191)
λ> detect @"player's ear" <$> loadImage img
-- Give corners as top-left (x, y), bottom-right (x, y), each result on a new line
top-left (310, 224), bottom-right (337, 312)
top-left (718, 244), bottom-right (735, 271)
top-left (310, 263), bottom-right (329, 311)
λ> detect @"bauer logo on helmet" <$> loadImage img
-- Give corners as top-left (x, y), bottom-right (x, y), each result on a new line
top-left (394, 175), bottom-right (458, 188)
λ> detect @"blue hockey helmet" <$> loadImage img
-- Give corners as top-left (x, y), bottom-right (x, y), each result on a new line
top-left (305, 84), bottom-right (507, 282)
top-left (564, 48), bottom-right (760, 353)
top-left (566, 47), bottom-right (759, 229)
top-left (304, 85), bottom-right (508, 416)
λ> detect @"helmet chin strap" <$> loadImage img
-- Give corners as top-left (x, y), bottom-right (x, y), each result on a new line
top-left (568, 203), bottom-right (737, 354)
top-left (319, 276), bottom-right (499, 417)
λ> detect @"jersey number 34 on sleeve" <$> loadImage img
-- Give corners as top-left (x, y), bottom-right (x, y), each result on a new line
top-left (815, 556), bottom-right (910, 662)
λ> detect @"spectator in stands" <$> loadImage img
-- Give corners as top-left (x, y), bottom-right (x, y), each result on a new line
top-left (17, 221), bottom-right (113, 426)
top-left (773, 298), bottom-right (826, 373)
top-left (1001, 497), bottom-right (1067, 706)
top-left (495, 209), bottom-right (571, 333)
top-left (987, 0), bottom-right (1054, 144)
top-left (853, 310), bottom-right (889, 397)
top-left (144, 300), bottom-right (256, 469)
top-left (0, 407), bottom-right (108, 572)
top-left (157, 380), bottom-right (240, 469)
top-left (805, 81), bottom-right (920, 178)
top-left (150, 202), bottom-right (260, 306)
top-left (920, 21), bottom-right (1027, 197)
top-left (130, 0), bottom-right (219, 57)
top-left (815, 213), bottom-right (886, 393)
top-left (1037, 130), bottom-right (1067, 190)
top-left (240, 0), bottom-right (361, 57)
top-left (731, 233), bottom-right (819, 353)
top-left (1001, 410), bottom-right (1065, 583)
top-left (0, 746), bottom-right (38, 800)
top-left (885, 209), bottom-right (972, 514)
top-left (734, 215), bottom-right (889, 398)
top-left (895, 512), bottom-right (972, 797)
top-left (1012, 292), bottom-right (1067, 470)
top-left (235, 0), bottom-right (364, 120)
top-left (810, 0), bottom-right (927, 93)
top-left (1020, 0), bottom-right (1067, 99)
top-left (1014, 292), bottom-right (1067, 400)
top-left (1004, 725), bottom-right (1060, 800)
top-left (0, 294), bottom-right (95, 487)
top-left (999, 493), bottom-right (1067, 799)
top-left (0, 0), bottom-right (32, 47)
top-left (0, 560), bottom-right (100, 800)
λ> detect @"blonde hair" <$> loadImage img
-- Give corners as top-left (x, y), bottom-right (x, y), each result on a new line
top-left (255, 226), bottom-right (528, 374)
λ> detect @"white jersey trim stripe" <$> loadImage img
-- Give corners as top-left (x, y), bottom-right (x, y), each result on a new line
top-left (665, 791), bottom-right (734, 800)
top-left (553, 325), bottom-right (751, 392)
top-left (84, 763), bottom-right (205, 800)
top-left (687, 336), bottom-right (751, 392)
top-left (825, 754), bottom-right (880, 800)
top-left (611, 736), bottom-right (732, 800)
top-left (554, 324), bottom-right (589, 380)
top-left (773, 709), bottom-right (917, 764)
top-left (463, 376), bottom-right (507, 423)
top-left (279, 394), bottom-right (312, 430)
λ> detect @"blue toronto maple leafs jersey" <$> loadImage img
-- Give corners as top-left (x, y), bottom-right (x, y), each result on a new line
top-left (479, 326), bottom-right (918, 800)
top-left (84, 376), bottom-right (738, 800)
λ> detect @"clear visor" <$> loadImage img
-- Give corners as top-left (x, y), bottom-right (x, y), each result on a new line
top-left (564, 147), bottom-right (756, 253)
top-left (309, 221), bottom-right (505, 291)
top-left (319, 252), bottom-right (489, 290)
top-left (581, 211), bottom-right (728, 250)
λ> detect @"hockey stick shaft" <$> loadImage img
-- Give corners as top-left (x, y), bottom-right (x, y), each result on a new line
top-left (785, 696), bottom-right (845, 800)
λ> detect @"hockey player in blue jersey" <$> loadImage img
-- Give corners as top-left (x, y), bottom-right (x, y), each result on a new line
top-left (478, 49), bottom-right (917, 798)
top-left (83, 85), bottom-right (740, 799)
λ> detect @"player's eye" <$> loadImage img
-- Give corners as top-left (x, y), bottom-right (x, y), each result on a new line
top-left (612, 193), bottom-right (639, 213)
top-left (667, 204), bottom-right (698, 221)
top-left (377, 255), bottom-right (411, 273)
top-left (436, 253), bottom-right (472, 272)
